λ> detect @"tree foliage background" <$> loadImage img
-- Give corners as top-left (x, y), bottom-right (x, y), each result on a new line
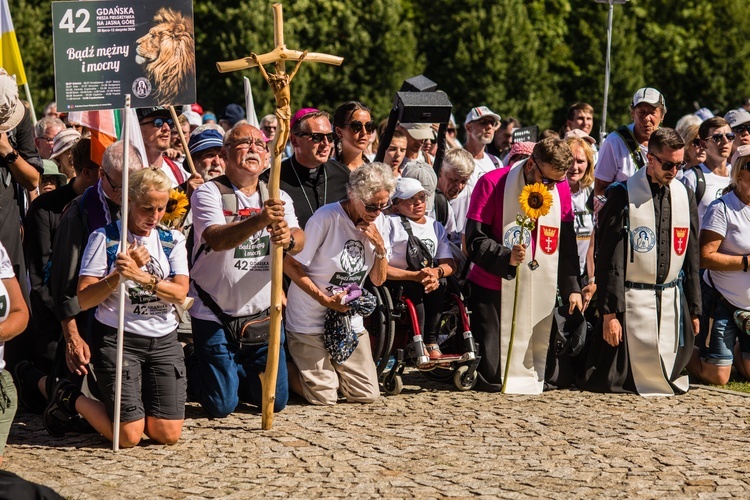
top-left (11, 0), bottom-right (750, 134)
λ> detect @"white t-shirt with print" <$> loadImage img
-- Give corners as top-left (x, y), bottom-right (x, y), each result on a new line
top-left (80, 221), bottom-right (189, 338)
top-left (0, 243), bottom-right (13, 371)
top-left (701, 192), bottom-right (750, 309)
top-left (595, 123), bottom-right (648, 184)
top-left (571, 186), bottom-right (594, 276)
top-left (681, 163), bottom-right (732, 224)
top-left (286, 202), bottom-right (391, 335)
top-left (188, 181), bottom-right (299, 321)
top-left (387, 214), bottom-right (452, 270)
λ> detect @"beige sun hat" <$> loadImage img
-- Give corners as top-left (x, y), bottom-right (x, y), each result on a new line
top-left (0, 69), bottom-right (25, 133)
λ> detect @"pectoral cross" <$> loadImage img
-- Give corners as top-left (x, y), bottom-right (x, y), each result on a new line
top-left (216, 3), bottom-right (343, 430)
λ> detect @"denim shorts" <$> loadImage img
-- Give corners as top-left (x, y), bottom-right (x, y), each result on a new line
top-left (699, 283), bottom-right (750, 366)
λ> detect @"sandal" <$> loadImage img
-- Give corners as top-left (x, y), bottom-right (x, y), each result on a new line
top-left (425, 344), bottom-right (443, 360)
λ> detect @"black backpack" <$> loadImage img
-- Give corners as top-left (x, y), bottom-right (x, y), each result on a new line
top-left (687, 165), bottom-right (706, 203)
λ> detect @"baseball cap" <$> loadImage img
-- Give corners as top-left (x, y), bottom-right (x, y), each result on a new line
top-left (564, 129), bottom-right (596, 145)
top-left (188, 129), bottom-right (224, 156)
top-left (0, 69), bottom-right (25, 133)
top-left (393, 176), bottom-right (426, 201)
top-left (631, 87), bottom-right (666, 109)
top-left (202, 112), bottom-right (217, 124)
top-left (136, 106), bottom-right (173, 122)
top-left (464, 106), bottom-right (501, 126)
top-left (41, 159), bottom-right (68, 185)
top-left (725, 108), bottom-right (750, 129)
top-left (49, 128), bottom-right (82, 159)
top-left (291, 108), bottom-right (320, 130)
top-left (219, 104), bottom-right (245, 126)
top-left (400, 123), bottom-right (436, 141)
top-left (182, 110), bottom-right (202, 128)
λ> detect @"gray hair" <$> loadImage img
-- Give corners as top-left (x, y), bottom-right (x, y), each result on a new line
top-left (34, 116), bottom-right (65, 138)
top-left (440, 148), bottom-right (475, 179)
top-left (675, 114), bottom-right (702, 139)
top-left (191, 123), bottom-right (225, 137)
top-left (260, 114), bottom-right (277, 126)
top-left (347, 162), bottom-right (396, 202)
top-left (102, 141), bottom-right (143, 175)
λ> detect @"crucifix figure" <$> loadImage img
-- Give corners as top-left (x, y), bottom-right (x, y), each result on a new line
top-left (216, 3), bottom-right (342, 430)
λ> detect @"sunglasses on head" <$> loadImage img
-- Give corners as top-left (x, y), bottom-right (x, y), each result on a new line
top-left (649, 153), bottom-right (687, 171)
top-left (142, 117), bottom-right (174, 129)
top-left (298, 132), bottom-right (335, 144)
top-left (348, 120), bottom-right (376, 134)
top-left (732, 125), bottom-right (750, 135)
top-left (363, 200), bottom-right (392, 213)
top-left (704, 132), bottom-right (735, 144)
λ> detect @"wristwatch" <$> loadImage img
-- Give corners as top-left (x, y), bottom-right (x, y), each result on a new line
top-left (1, 149), bottom-right (18, 164)
top-left (743, 255), bottom-right (748, 273)
top-left (284, 234), bottom-right (296, 254)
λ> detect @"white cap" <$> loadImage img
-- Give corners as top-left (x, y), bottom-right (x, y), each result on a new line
top-left (632, 87), bottom-right (666, 110)
top-left (393, 177), bottom-right (426, 201)
top-left (464, 106), bottom-right (501, 126)
top-left (725, 108), bottom-right (750, 128)
top-left (182, 110), bottom-right (202, 128)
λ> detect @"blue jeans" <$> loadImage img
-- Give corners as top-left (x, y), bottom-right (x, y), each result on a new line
top-left (189, 317), bottom-right (288, 418)
top-left (699, 283), bottom-right (750, 366)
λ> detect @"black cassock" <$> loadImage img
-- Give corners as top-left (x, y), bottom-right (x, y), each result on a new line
top-left (578, 176), bottom-right (701, 393)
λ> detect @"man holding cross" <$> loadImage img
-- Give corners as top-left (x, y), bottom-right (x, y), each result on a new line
top-left (186, 123), bottom-right (304, 418)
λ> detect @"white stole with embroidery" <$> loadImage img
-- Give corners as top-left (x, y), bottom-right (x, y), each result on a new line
top-left (499, 163), bottom-right (562, 394)
top-left (624, 167), bottom-right (690, 396)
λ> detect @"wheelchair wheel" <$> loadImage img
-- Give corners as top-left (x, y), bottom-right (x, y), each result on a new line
top-left (364, 282), bottom-right (395, 376)
top-left (384, 374), bottom-right (403, 396)
top-left (454, 365), bottom-right (477, 391)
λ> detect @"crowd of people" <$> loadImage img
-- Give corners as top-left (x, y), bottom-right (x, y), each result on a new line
top-left (1, 61), bottom-right (750, 455)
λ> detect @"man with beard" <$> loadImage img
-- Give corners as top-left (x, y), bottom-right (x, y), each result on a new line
top-left (187, 123), bottom-right (304, 418)
top-left (188, 127), bottom-right (226, 181)
top-left (580, 128), bottom-right (700, 396)
top-left (261, 108), bottom-right (349, 229)
top-left (594, 88), bottom-right (666, 198)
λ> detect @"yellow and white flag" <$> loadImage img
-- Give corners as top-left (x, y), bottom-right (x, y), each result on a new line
top-left (0, 0), bottom-right (27, 86)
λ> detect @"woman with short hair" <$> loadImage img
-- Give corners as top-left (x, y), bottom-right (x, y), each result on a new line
top-left (44, 168), bottom-right (189, 447)
top-left (285, 162), bottom-right (395, 405)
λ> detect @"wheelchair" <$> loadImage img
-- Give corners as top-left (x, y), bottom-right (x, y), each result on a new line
top-left (365, 276), bottom-right (480, 395)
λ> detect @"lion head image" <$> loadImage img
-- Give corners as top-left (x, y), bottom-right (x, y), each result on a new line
top-left (134, 8), bottom-right (195, 105)
top-left (341, 240), bottom-right (366, 274)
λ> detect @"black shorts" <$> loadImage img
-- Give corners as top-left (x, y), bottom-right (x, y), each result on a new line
top-left (91, 320), bottom-right (186, 422)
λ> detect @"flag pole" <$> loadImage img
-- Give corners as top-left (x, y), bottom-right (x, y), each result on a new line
top-left (113, 94), bottom-right (131, 451)
top-left (22, 83), bottom-right (37, 125)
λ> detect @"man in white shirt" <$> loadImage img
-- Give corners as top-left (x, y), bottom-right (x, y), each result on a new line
top-left (187, 123), bottom-right (304, 418)
top-left (136, 107), bottom-right (190, 188)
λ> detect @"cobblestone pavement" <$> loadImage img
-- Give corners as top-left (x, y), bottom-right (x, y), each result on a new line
top-left (4, 375), bottom-right (750, 499)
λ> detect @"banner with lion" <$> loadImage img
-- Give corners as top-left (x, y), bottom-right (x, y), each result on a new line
top-left (52, 0), bottom-right (195, 110)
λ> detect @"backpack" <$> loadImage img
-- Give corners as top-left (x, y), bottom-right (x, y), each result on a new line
top-left (687, 165), bottom-right (706, 203)
top-left (433, 190), bottom-right (450, 228)
top-left (613, 125), bottom-right (647, 171)
top-left (400, 216), bottom-right (434, 271)
top-left (186, 175), bottom-right (269, 268)
top-left (102, 222), bottom-right (177, 277)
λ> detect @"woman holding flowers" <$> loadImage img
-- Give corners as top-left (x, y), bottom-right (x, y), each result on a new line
top-left (43, 168), bottom-right (189, 447)
top-left (464, 138), bottom-right (582, 394)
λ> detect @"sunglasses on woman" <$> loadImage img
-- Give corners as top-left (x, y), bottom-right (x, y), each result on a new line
top-left (298, 132), bottom-right (335, 144)
top-left (348, 120), bottom-right (376, 134)
top-left (363, 200), bottom-right (392, 213)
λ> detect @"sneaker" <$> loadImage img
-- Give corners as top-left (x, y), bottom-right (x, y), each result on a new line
top-left (43, 379), bottom-right (80, 438)
top-left (13, 361), bottom-right (47, 413)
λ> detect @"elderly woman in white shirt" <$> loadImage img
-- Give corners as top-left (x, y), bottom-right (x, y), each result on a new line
top-left (285, 162), bottom-right (395, 405)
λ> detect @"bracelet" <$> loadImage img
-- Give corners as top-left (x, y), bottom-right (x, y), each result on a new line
top-left (143, 274), bottom-right (160, 293)
top-left (437, 266), bottom-right (445, 279)
top-left (587, 276), bottom-right (596, 285)
top-left (104, 275), bottom-right (117, 292)
top-left (374, 249), bottom-right (387, 260)
top-left (743, 255), bottom-right (748, 273)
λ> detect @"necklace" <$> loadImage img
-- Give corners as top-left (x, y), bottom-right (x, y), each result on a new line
top-left (290, 156), bottom-right (327, 216)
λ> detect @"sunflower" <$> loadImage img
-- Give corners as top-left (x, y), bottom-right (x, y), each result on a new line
top-left (519, 182), bottom-right (553, 220)
top-left (161, 189), bottom-right (189, 226)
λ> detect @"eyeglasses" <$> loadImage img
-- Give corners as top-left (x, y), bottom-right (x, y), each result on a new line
top-left (262, 125), bottom-right (277, 131)
top-left (532, 157), bottom-right (566, 185)
top-left (704, 133), bottom-right (736, 144)
top-left (298, 132), bottom-right (335, 144)
top-left (40, 136), bottom-right (55, 144)
top-left (363, 200), bottom-right (392, 213)
top-left (141, 117), bottom-right (174, 129)
top-left (446, 128), bottom-right (457, 134)
top-left (475, 118), bottom-right (498, 128)
top-left (402, 193), bottom-right (427, 206)
top-left (649, 153), bottom-right (687, 171)
top-left (102, 169), bottom-right (122, 192)
top-left (229, 138), bottom-right (268, 152)
top-left (348, 120), bottom-right (376, 134)
top-left (691, 139), bottom-right (703, 147)
top-left (732, 125), bottom-right (750, 135)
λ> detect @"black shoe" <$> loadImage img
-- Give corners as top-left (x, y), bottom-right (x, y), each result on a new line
top-left (43, 379), bottom-right (80, 438)
top-left (13, 361), bottom-right (47, 413)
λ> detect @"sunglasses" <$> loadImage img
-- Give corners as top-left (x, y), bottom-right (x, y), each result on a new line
top-left (532, 157), bottom-right (566, 185)
top-left (363, 200), bottom-right (392, 213)
top-left (102, 169), bottom-right (122, 192)
top-left (142, 117), bottom-right (174, 129)
top-left (732, 125), bottom-right (750, 135)
top-left (298, 132), bottom-right (335, 144)
top-left (348, 120), bottom-right (376, 134)
top-left (649, 153), bottom-right (687, 171)
top-left (704, 132), bottom-right (736, 144)
top-left (691, 138), bottom-right (703, 147)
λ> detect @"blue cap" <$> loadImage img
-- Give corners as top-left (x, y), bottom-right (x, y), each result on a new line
top-left (189, 129), bottom-right (224, 156)
top-left (202, 112), bottom-right (217, 123)
top-left (219, 104), bottom-right (244, 126)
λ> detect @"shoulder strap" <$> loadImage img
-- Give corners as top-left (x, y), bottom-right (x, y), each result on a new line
top-left (614, 126), bottom-right (646, 171)
top-left (163, 156), bottom-right (185, 185)
top-left (486, 153), bottom-right (501, 169)
top-left (103, 223), bottom-right (120, 270)
top-left (211, 175), bottom-right (238, 222)
top-left (399, 215), bottom-right (415, 237)
top-left (690, 165), bottom-right (706, 202)
top-left (434, 191), bottom-right (449, 226)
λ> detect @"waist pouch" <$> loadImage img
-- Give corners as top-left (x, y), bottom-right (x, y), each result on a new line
top-left (194, 281), bottom-right (270, 347)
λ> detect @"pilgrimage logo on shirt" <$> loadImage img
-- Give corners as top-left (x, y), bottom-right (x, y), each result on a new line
top-left (421, 238), bottom-right (436, 258)
top-left (330, 239), bottom-right (367, 286)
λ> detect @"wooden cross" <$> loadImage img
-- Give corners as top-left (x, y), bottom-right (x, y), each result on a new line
top-left (216, 3), bottom-right (343, 430)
